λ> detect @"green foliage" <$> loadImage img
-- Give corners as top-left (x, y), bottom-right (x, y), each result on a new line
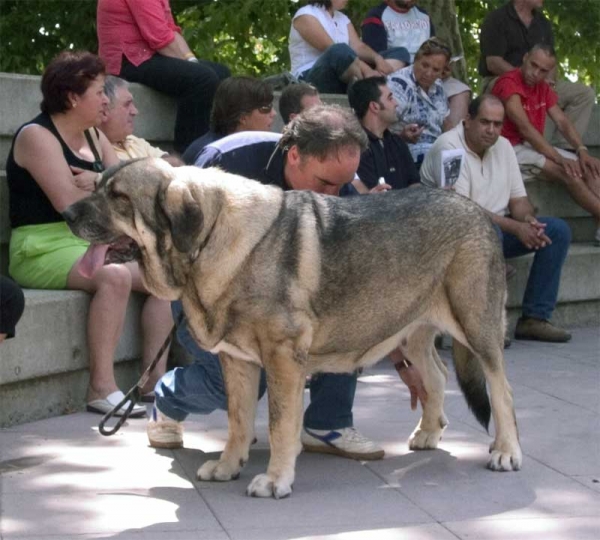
top-left (1, 0), bottom-right (598, 98)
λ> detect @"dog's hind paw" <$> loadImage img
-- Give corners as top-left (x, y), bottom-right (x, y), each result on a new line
top-left (197, 459), bottom-right (242, 482)
top-left (488, 441), bottom-right (522, 471)
top-left (246, 473), bottom-right (293, 499)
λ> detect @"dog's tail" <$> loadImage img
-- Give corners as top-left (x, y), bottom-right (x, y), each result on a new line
top-left (452, 340), bottom-right (491, 432)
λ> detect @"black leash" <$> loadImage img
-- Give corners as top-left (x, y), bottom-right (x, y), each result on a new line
top-left (99, 310), bottom-right (184, 436)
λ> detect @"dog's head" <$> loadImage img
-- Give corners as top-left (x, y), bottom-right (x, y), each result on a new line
top-left (63, 158), bottom-right (206, 299)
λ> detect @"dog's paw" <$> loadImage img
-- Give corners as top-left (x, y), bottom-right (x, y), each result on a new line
top-left (408, 427), bottom-right (442, 450)
top-left (487, 440), bottom-right (522, 471)
top-left (197, 459), bottom-right (242, 482)
top-left (246, 473), bottom-right (293, 499)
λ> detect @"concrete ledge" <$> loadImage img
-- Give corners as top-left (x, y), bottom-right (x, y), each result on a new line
top-left (506, 244), bottom-right (600, 309)
top-left (0, 289), bottom-right (144, 385)
top-left (0, 361), bottom-right (140, 428)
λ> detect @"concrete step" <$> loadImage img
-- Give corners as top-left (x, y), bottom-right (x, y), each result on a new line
top-left (506, 243), bottom-right (600, 329)
top-left (0, 289), bottom-right (145, 427)
top-left (526, 177), bottom-right (596, 242)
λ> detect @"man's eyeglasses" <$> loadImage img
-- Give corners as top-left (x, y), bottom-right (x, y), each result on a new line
top-left (257, 103), bottom-right (274, 114)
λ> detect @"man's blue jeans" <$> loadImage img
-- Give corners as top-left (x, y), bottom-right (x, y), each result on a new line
top-left (497, 216), bottom-right (571, 320)
top-left (155, 302), bottom-right (357, 429)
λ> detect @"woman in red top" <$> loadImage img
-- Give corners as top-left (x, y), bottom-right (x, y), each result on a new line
top-left (97, 0), bottom-right (230, 153)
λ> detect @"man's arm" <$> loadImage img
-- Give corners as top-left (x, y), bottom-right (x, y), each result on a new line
top-left (486, 56), bottom-right (516, 77)
top-left (504, 94), bottom-right (563, 163)
top-left (547, 105), bottom-right (600, 178)
top-left (361, 11), bottom-right (387, 53)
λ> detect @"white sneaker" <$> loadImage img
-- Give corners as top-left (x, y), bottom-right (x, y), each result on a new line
top-left (147, 406), bottom-right (184, 449)
top-left (301, 426), bottom-right (385, 461)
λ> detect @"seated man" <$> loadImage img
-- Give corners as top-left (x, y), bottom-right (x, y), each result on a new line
top-left (99, 76), bottom-right (183, 165)
top-left (149, 106), bottom-right (426, 460)
top-left (491, 44), bottom-right (600, 245)
top-left (421, 95), bottom-right (572, 342)
top-left (182, 76), bottom-right (276, 164)
top-left (348, 76), bottom-right (420, 191)
top-left (361, 1), bottom-right (471, 127)
top-left (278, 82), bottom-right (322, 125)
top-left (479, 0), bottom-right (595, 149)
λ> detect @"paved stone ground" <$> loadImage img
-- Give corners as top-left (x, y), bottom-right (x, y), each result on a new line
top-left (1, 327), bottom-right (598, 540)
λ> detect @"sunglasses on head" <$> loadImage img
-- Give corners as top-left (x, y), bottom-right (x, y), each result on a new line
top-left (257, 103), bottom-right (274, 114)
top-left (422, 38), bottom-right (452, 55)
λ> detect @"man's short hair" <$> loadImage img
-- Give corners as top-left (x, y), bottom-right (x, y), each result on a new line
top-left (104, 76), bottom-right (129, 107)
top-left (468, 94), bottom-right (503, 118)
top-left (210, 76), bottom-right (274, 136)
top-left (280, 104), bottom-right (368, 160)
top-left (347, 76), bottom-right (387, 120)
top-left (528, 43), bottom-right (557, 59)
top-left (279, 83), bottom-right (319, 124)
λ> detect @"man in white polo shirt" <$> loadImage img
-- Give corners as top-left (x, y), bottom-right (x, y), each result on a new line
top-left (421, 94), bottom-right (571, 343)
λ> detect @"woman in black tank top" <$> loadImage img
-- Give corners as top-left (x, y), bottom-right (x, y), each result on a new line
top-left (7, 51), bottom-right (172, 417)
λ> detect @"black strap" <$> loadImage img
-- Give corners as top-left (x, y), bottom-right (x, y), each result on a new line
top-left (98, 310), bottom-right (185, 436)
top-left (84, 129), bottom-right (103, 171)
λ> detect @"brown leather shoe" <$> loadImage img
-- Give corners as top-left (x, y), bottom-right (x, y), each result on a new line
top-left (514, 317), bottom-right (572, 343)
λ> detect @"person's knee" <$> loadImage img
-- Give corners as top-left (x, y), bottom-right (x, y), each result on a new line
top-left (542, 217), bottom-right (572, 247)
top-left (96, 264), bottom-right (132, 294)
top-left (324, 43), bottom-right (357, 68)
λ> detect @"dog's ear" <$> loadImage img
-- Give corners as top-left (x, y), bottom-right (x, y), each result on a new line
top-left (158, 179), bottom-right (203, 253)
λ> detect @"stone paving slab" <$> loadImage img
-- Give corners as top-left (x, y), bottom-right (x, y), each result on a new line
top-left (0, 327), bottom-right (598, 540)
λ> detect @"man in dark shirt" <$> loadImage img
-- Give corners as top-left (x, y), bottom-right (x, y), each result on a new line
top-left (479, 0), bottom-right (595, 150)
top-left (149, 105), bottom-right (427, 461)
top-left (348, 76), bottom-right (420, 191)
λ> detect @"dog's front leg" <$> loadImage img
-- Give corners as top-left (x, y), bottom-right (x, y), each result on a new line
top-left (246, 344), bottom-right (306, 499)
top-left (197, 353), bottom-right (260, 482)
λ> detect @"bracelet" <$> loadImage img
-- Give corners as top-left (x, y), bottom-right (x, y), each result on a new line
top-left (183, 52), bottom-right (195, 60)
top-left (394, 357), bottom-right (412, 370)
top-left (575, 145), bottom-right (588, 156)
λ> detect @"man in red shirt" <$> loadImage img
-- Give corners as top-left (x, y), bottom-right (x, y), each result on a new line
top-left (492, 44), bottom-right (600, 245)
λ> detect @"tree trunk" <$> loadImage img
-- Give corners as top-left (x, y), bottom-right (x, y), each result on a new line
top-left (418, 0), bottom-right (467, 81)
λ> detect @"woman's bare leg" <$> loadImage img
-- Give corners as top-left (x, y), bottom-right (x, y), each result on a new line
top-left (67, 262), bottom-right (133, 401)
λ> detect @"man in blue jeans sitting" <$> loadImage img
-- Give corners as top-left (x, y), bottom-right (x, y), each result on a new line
top-left (421, 95), bottom-right (572, 342)
top-left (148, 106), bottom-right (427, 460)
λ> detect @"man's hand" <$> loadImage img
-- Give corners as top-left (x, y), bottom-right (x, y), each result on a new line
top-left (369, 182), bottom-right (391, 193)
top-left (515, 219), bottom-right (551, 250)
top-left (579, 151), bottom-right (600, 179)
top-left (556, 155), bottom-right (583, 179)
top-left (400, 123), bottom-right (425, 144)
top-left (390, 349), bottom-right (427, 411)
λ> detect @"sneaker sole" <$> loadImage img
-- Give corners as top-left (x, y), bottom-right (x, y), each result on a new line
top-left (148, 438), bottom-right (184, 450)
top-left (302, 443), bottom-right (384, 461)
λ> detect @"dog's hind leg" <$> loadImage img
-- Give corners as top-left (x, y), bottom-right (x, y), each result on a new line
top-left (246, 341), bottom-right (307, 499)
top-left (402, 325), bottom-right (449, 450)
top-left (197, 353), bottom-right (260, 482)
top-left (447, 244), bottom-right (522, 471)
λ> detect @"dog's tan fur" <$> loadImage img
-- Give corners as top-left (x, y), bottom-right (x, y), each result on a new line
top-left (65, 158), bottom-right (522, 498)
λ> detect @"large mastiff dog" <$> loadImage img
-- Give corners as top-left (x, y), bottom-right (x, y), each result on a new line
top-left (64, 158), bottom-right (522, 498)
